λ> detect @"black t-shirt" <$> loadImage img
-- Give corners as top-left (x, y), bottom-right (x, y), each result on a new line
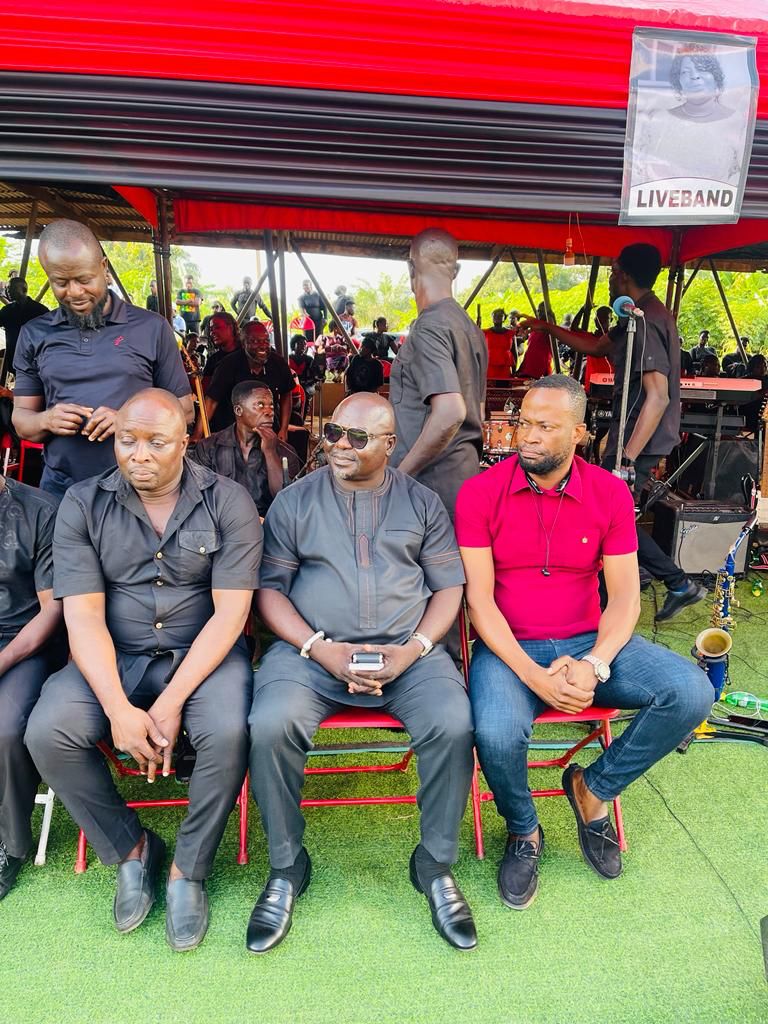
top-left (0, 297), bottom-right (49, 376)
top-left (346, 355), bottom-right (384, 393)
top-left (299, 292), bottom-right (326, 325)
top-left (207, 349), bottom-right (294, 432)
top-left (364, 331), bottom-right (399, 360)
top-left (146, 294), bottom-right (159, 313)
top-left (607, 291), bottom-right (681, 459)
top-left (0, 477), bottom-right (59, 639)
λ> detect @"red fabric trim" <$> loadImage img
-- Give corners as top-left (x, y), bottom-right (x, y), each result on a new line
top-left (3, 1), bottom-right (767, 114)
top-left (112, 185), bottom-right (158, 228)
top-left (679, 219), bottom-right (768, 263)
top-left (174, 198), bottom-right (675, 261)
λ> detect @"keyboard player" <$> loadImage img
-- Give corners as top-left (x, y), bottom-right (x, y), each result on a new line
top-left (519, 243), bottom-right (706, 622)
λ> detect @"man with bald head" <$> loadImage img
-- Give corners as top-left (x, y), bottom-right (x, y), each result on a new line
top-left (12, 220), bottom-right (193, 498)
top-left (390, 228), bottom-right (487, 518)
top-left (246, 393), bottom-right (477, 954)
top-left (27, 388), bottom-right (262, 951)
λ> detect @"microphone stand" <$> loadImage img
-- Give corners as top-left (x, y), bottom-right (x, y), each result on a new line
top-left (614, 314), bottom-right (636, 478)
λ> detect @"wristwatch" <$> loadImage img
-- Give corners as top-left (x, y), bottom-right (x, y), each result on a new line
top-left (581, 654), bottom-right (611, 683)
top-left (409, 632), bottom-right (434, 658)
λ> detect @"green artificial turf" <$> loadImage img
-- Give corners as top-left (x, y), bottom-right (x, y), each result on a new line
top-left (3, 581), bottom-right (767, 1024)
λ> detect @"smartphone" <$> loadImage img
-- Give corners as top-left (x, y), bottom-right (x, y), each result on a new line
top-left (348, 651), bottom-right (384, 673)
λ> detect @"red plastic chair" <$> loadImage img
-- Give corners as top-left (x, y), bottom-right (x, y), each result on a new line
top-left (1, 433), bottom-right (18, 477)
top-left (74, 741), bottom-right (249, 873)
top-left (458, 609), bottom-right (627, 854)
top-left (301, 708), bottom-right (486, 859)
top-left (18, 440), bottom-right (44, 483)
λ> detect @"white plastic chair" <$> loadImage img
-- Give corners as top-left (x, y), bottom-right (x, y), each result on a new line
top-left (33, 788), bottom-right (55, 866)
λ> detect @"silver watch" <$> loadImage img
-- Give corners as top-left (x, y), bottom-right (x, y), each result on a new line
top-left (581, 654), bottom-right (611, 683)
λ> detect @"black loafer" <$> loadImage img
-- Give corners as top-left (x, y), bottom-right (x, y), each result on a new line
top-left (246, 853), bottom-right (312, 954)
top-left (655, 581), bottom-right (707, 622)
top-left (166, 878), bottom-right (209, 951)
top-left (498, 826), bottom-right (544, 910)
top-left (409, 851), bottom-right (477, 951)
top-left (562, 765), bottom-right (622, 879)
top-left (0, 842), bottom-right (25, 901)
top-left (113, 829), bottom-right (166, 933)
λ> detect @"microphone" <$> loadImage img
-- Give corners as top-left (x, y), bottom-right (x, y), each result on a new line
top-left (612, 295), bottom-right (644, 319)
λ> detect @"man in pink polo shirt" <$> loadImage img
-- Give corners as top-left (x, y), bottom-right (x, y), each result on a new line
top-left (455, 375), bottom-right (712, 906)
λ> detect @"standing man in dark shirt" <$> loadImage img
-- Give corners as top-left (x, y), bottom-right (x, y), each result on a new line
top-left (0, 474), bottom-right (64, 901)
top-left (0, 279), bottom-right (48, 387)
top-left (246, 393), bottom-right (476, 954)
top-left (390, 228), bottom-right (487, 519)
top-left (201, 311), bottom-right (240, 390)
top-left (190, 382), bottom-right (299, 517)
top-left (520, 243), bottom-right (706, 622)
top-left (145, 280), bottom-right (159, 314)
top-left (298, 279), bottom-right (326, 340)
top-left (26, 389), bottom-right (262, 951)
top-left (200, 321), bottom-right (293, 439)
top-left (176, 275), bottom-right (202, 335)
top-left (232, 276), bottom-right (253, 316)
top-left (345, 338), bottom-right (384, 394)
top-left (12, 220), bottom-right (193, 498)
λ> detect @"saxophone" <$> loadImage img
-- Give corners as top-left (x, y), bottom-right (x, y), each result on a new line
top-left (691, 511), bottom-right (757, 733)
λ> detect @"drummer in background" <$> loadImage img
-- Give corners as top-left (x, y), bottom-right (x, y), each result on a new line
top-left (483, 308), bottom-right (517, 383)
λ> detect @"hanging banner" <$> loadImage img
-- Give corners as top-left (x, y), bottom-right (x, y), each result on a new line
top-left (620, 28), bottom-right (758, 226)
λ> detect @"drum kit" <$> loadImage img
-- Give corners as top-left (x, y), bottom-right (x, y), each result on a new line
top-left (482, 407), bottom-right (519, 466)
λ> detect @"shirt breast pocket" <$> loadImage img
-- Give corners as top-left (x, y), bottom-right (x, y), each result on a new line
top-left (176, 530), bottom-right (221, 582)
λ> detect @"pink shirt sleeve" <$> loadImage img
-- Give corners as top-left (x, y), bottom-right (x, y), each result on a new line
top-left (602, 479), bottom-right (639, 556)
top-left (455, 476), bottom-right (493, 547)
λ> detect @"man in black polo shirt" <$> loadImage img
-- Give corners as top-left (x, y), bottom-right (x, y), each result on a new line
top-left (190, 382), bottom-right (299, 517)
top-left (519, 243), bottom-right (706, 622)
top-left (0, 279), bottom-right (48, 387)
top-left (12, 220), bottom-right (193, 498)
top-left (200, 321), bottom-right (293, 439)
top-left (0, 473), bottom-right (65, 901)
top-left (390, 228), bottom-right (487, 520)
top-left (27, 389), bottom-right (262, 951)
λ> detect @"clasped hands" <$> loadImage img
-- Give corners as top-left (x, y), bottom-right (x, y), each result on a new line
top-left (529, 655), bottom-right (597, 715)
top-left (311, 640), bottom-right (422, 697)
top-left (108, 695), bottom-right (182, 783)
top-left (45, 403), bottom-right (118, 441)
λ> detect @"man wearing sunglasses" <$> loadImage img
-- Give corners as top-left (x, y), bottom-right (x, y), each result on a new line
top-left (247, 393), bottom-right (477, 954)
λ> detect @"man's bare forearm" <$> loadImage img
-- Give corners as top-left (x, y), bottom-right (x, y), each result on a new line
top-left (263, 449), bottom-right (285, 498)
top-left (413, 586), bottom-right (462, 642)
top-left (65, 608), bottom-right (128, 718)
top-left (397, 397), bottom-right (465, 477)
top-left (589, 593), bottom-right (640, 666)
top-left (0, 597), bottom-right (61, 676)
top-left (158, 604), bottom-right (251, 711)
top-left (464, 589), bottom-right (539, 686)
top-left (12, 405), bottom-right (50, 442)
top-left (624, 394), bottom-right (669, 461)
top-left (256, 589), bottom-right (315, 649)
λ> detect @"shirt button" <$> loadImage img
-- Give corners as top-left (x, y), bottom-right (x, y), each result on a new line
top-left (155, 622), bottom-right (163, 629)
top-left (199, 546), bottom-right (206, 553)
top-left (156, 552), bottom-right (163, 559)
top-left (156, 579), bottom-right (164, 586)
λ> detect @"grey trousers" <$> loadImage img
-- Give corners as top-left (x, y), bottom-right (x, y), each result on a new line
top-left (249, 643), bottom-right (474, 869)
top-left (26, 645), bottom-right (252, 880)
top-left (0, 647), bottom-right (62, 859)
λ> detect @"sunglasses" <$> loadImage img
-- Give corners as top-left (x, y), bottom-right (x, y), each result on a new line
top-left (323, 422), bottom-right (394, 450)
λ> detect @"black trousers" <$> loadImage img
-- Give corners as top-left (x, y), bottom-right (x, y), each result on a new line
top-left (0, 645), bottom-right (63, 859)
top-left (26, 645), bottom-right (252, 880)
top-left (601, 453), bottom-right (687, 591)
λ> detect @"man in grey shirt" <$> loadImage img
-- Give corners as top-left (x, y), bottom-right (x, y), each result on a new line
top-left (26, 389), bottom-right (262, 952)
top-left (246, 393), bottom-right (476, 955)
top-left (389, 228), bottom-right (487, 519)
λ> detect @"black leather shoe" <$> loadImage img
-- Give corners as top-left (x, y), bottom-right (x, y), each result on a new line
top-left (655, 580), bottom-right (707, 622)
top-left (562, 765), bottom-right (622, 879)
top-left (166, 877), bottom-right (209, 951)
top-left (246, 852), bottom-right (312, 954)
top-left (113, 829), bottom-right (166, 933)
top-left (0, 842), bottom-right (25, 901)
top-left (498, 826), bottom-right (544, 910)
top-left (409, 850), bottom-right (477, 951)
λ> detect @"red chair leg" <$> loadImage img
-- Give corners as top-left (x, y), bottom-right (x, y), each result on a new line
top-left (75, 829), bottom-right (88, 874)
top-left (237, 776), bottom-right (249, 865)
top-left (602, 720), bottom-right (628, 851)
top-left (470, 757), bottom-right (485, 860)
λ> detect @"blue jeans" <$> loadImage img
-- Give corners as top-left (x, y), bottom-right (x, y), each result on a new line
top-left (470, 634), bottom-right (713, 836)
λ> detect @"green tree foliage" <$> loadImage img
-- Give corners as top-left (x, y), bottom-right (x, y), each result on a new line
top-left (351, 272), bottom-right (417, 330)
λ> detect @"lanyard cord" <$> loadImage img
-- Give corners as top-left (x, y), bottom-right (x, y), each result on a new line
top-left (533, 489), bottom-right (567, 577)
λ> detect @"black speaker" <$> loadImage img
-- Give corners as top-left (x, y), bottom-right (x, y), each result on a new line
top-left (651, 496), bottom-right (752, 576)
